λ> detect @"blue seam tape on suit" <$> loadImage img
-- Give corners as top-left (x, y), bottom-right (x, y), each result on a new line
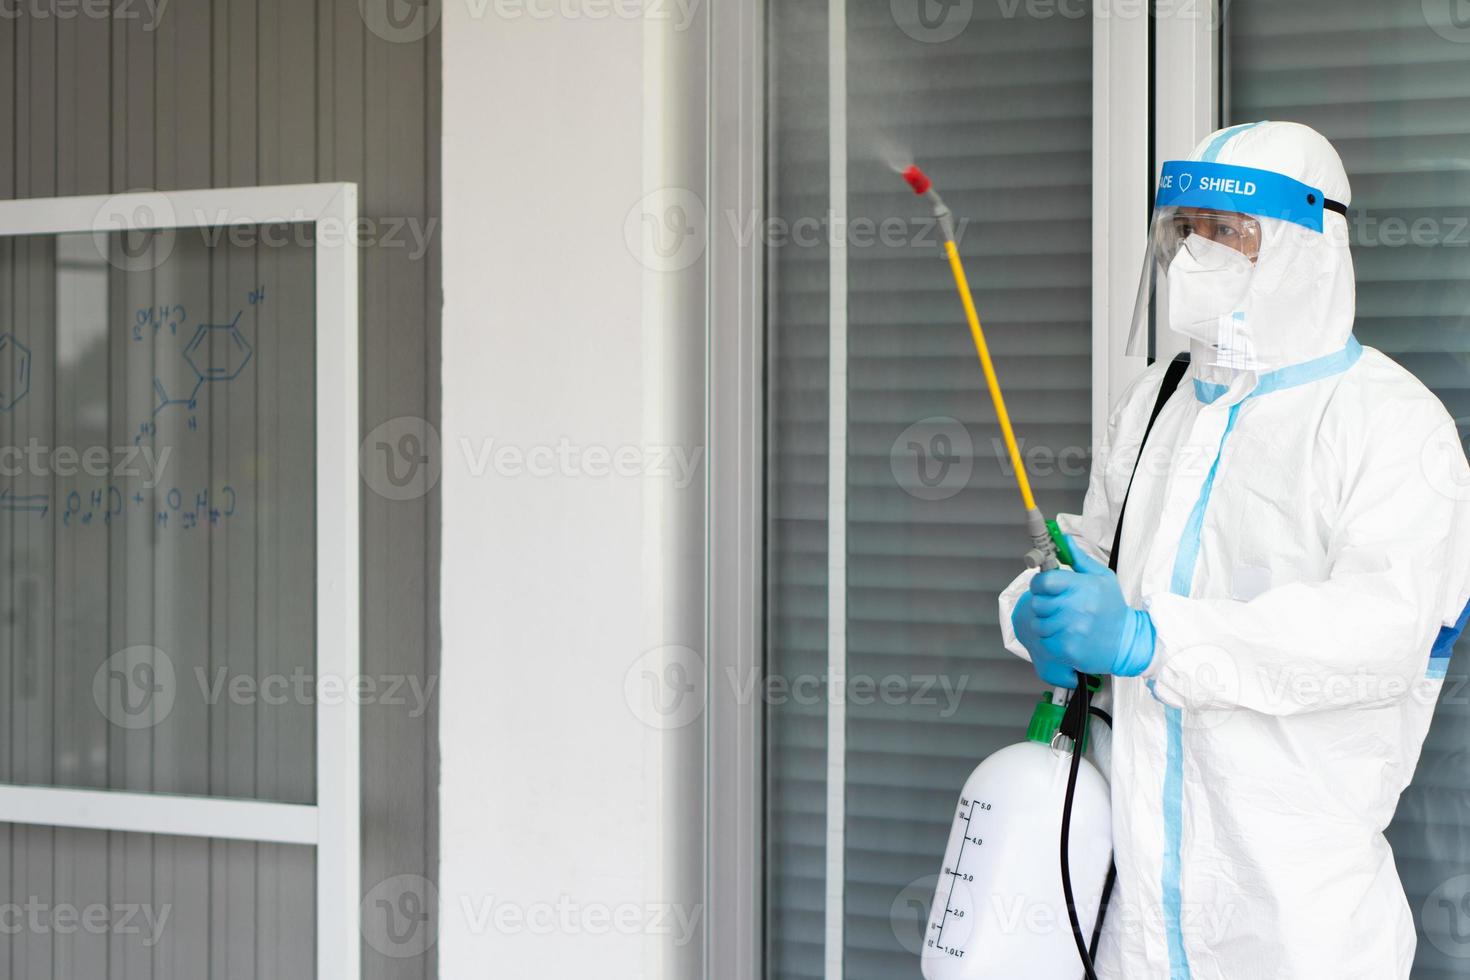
top-left (1159, 336), bottom-right (1361, 978)
top-left (1193, 337), bottom-right (1363, 405)
top-left (1430, 600), bottom-right (1470, 678)
top-left (1200, 122), bottom-right (1261, 163)
top-left (1161, 702), bottom-right (1188, 978)
top-left (1160, 401), bottom-right (1240, 979)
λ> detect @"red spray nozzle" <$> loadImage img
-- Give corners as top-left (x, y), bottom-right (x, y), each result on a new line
top-left (902, 165), bottom-right (932, 195)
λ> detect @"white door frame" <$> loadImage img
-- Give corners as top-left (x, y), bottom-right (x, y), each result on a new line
top-left (1092, 4), bottom-right (1152, 431)
top-left (0, 183), bottom-right (361, 980)
top-left (705, 0), bottom-right (765, 974)
top-left (1151, 4), bottom-right (1221, 364)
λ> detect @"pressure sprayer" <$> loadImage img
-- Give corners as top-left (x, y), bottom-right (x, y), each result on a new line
top-left (901, 165), bottom-right (1114, 980)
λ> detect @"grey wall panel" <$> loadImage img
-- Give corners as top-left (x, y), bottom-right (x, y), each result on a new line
top-left (0, 1), bottom-right (441, 976)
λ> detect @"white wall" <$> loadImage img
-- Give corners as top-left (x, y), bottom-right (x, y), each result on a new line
top-left (439, 5), bottom-right (707, 978)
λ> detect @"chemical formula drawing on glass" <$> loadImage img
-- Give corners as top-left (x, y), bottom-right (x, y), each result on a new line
top-left (0, 283), bottom-right (265, 533)
top-left (134, 285), bottom-right (263, 442)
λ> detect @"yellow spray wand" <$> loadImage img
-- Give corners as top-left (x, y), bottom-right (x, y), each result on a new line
top-left (902, 165), bottom-right (1074, 571)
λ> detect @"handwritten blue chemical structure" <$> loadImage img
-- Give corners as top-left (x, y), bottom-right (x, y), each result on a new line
top-left (0, 488), bottom-right (48, 516)
top-left (133, 287), bottom-right (263, 445)
top-left (151, 311), bottom-right (254, 418)
top-left (133, 303), bottom-right (187, 341)
top-left (1, 288), bottom-right (265, 532)
top-left (0, 333), bottom-right (33, 412)
top-left (59, 484), bottom-right (238, 531)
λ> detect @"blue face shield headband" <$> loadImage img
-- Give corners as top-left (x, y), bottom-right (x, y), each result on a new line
top-left (1154, 160), bottom-right (1348, 233)
top-left (1126, 158), bottom-right (1353, 367)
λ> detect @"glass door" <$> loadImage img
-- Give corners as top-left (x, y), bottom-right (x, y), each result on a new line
top-left (764, 2), bottom-right (1100, 975)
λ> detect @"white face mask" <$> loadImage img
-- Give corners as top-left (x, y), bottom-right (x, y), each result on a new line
top-left (1166, 234), bottom-right (1255, 345)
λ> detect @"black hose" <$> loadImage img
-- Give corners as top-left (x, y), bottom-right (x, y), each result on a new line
top-left (1091, 863), bottom-right (1117, 960)
top-left (1084, 703), bottom-right (1116, 961)
top-left (1059, 676), bottom-right (1100, 980)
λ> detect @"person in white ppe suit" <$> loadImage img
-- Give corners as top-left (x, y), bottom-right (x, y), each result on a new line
top-left (1000, 120), bottom-right (1470, 979)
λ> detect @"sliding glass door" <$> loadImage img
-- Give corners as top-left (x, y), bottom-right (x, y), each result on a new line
top-left (765, 3), bottom-right (1098, 976)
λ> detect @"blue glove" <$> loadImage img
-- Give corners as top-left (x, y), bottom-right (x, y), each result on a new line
top-left (1012, 591), bottom-right (1083, 689)
top-left (1025, 536), bottom-right (1156, 680)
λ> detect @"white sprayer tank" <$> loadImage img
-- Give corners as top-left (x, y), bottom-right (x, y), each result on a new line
top-left (920, 694), bottom-right (1112, 980)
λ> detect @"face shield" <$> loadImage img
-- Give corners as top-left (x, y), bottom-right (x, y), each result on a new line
top-left (1127, 160), bottom-right (1348, 370)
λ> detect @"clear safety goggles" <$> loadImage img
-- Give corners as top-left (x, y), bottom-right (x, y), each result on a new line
top-left (1126, 160), bottom-right (1346, 361)
top-left (1154, 208), bottom-right (1263, 264)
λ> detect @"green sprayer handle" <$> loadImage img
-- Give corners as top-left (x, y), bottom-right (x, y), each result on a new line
top-left (1046, 520), bottom-right (1075, 567)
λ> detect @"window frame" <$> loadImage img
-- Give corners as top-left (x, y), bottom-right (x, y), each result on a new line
top-left (705, 0), bottom-right (767, 974)
top-left (0, 182), bottom-right (361, 980)
top-left (1152, 4), bottom-right (1221, 363)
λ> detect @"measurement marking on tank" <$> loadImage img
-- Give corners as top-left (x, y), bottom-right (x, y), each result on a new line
top-left (932, 797), bottom-right (989, 956)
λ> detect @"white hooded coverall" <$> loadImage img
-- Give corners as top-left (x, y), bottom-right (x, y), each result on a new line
top-left (999, 122), bottom-right (1470, 978)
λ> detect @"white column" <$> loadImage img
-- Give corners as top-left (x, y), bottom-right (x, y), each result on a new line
top-left (439, 4), bottom-right (706, 978)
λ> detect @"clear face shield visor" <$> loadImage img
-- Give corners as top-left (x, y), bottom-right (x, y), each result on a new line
top-left (1125, 207), bottom-right (1263, 361)
top-left (1126, 160), bottom-right (1343, 364)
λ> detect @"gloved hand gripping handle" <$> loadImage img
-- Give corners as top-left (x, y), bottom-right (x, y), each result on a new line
top-left (1025, 509), bottom-right (1077, 571)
